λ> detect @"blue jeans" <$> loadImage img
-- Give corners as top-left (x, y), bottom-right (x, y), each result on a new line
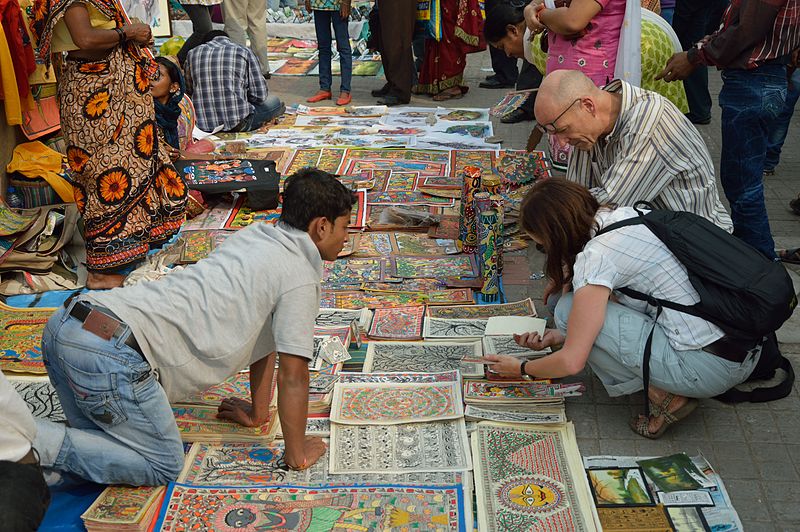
top-left (33, 303), bottom-right (184, 486)
top-left (554, 294), bottom-right (759, 398)
top-left (719, 64), bottom-right (787, 259)
top-left (235, 94), bottom-right (284, 132)
top-left (313, 9), bottom-right (352, 93)
top-left (764, 68), bottom-right (800, 171)
top-left (660, 7), bottom-right (674, 25)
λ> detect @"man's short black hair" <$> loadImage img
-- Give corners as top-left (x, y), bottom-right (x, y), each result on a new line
top-left (484, 3), bottom-right (525, 43)
top-left (201, 30), bottom-right (229, 44)
top-left (279, 168), bottom-right (357, 231)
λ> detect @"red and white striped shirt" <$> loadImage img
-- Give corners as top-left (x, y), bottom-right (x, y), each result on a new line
top-left (689, 0), bottom-right (800, 70)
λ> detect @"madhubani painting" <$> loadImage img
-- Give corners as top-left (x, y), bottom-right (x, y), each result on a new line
top-left (464, 405), bottom-right (566, 425)
top-left (329, 381), bottom-right (463, 425)
top-left (464, 380), bottom-right (585, 403)
top-left (0, 301), bottom-right (55, 374)
top-left (364, 341), bottom-right (484, 377)
top-left (329, 420), bottom-right (473, 474)
top-left (320, 289), bottom-right (473, 309)
top-left (323, 258), bottom-right (386, 288)
top-left (426, 298), bottom-right (537, 319)
top-left (316, 148), bottom-right (347, 173)
top-left (315, 308), bottom-right (372, 330)
top-left (390, 255), bottom-right (479, 279)
top-left (179, 440), bottom-right (466, 487)
top-left (179, 231), bottom-right (215, 263)
top-left (172, 405), bottom-right (278, 442)
top-left (363, 278), bottom-right (445, 293)
top-left (337, 370), bottom-right (461, 384)
top-left (493, 150), bottom-right (551, 185)
top-left (81, 485), bottom-right (165, 526)
top-left (222, 197), bottom-right (281, 230)
top-left (472, 422), bottom-right (600, 531)
top-left (10, 377), bottom-right (65, 422)
top-left (179, 372), bottom-right (251, 406)
top-left (283, 148), bottom-right (321, 176)
top-left (424, 318), bottom-right (488, 339)
top-left (367, 190), bottom-right (455, 206)
top-left (155, 483), bottom-right (468, 532)
top-left (352, 231), bottom-right (394, 257)
top-left (392, 233), bottom-right (458, 256)
top-left (483, 335), bottom-right (551, 358)
top-left (449, 150), bottom-right (495, 181)
top-left (367, 305), bottom-right (425, 340)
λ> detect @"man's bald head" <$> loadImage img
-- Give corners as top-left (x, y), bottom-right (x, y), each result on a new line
top-left (535, 70), bottom-right (599, 124)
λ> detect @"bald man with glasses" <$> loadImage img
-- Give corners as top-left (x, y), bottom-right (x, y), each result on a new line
top-left (534, 70), bottom-right (732, 232)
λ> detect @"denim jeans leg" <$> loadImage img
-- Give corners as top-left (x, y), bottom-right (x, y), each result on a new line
top-left (764, 69), bottom-right (800, 171)
top-left (314, 10), bottom-right (334, 91)
top-left (34, 307), bottom-right (184, 486)
top-left (245, 94), bottom-right (284, 130)
top-left (719, 65), bottom-right (786, 259)
top-left (331, 11), bottom-right (352, 93)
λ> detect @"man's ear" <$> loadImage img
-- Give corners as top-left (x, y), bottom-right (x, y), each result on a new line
top-left (306, 216), bottom-right (328, 243)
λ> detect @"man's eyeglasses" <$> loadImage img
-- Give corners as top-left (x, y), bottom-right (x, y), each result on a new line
top-left (534, 98), bottom-right (581, 134)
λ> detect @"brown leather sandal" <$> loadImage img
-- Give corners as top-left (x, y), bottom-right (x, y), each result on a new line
top-left (629, 394), bottom-right (698, 440)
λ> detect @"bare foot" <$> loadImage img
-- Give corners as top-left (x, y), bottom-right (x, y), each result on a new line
top-left (86, 272), bottom-right (126, 290)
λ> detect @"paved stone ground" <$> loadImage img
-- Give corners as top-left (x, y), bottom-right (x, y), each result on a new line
top-left (267, 50), bottom-right (800, 529)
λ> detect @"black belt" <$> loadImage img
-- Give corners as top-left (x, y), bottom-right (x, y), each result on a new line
top-left (702, 336), bottom-right (758, 363)
top-left (66, 300), bottom-right (142, 355)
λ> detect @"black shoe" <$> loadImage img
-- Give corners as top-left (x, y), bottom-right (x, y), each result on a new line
top-left (377, 94), bottom-right (411, 106)
top-left (501, 108), bottom-right (534, 124)
top-left (479, 78), bottom-right (515, 89)
top-left (263, 73), bottom-right (271, 81)
top-left (485, 74), bottom-right (498, 81)
top-left (371, 84), bottom-right (390, 97)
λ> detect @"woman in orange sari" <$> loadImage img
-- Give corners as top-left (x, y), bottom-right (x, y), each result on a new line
top-left (414, 0), bottom-right (486, 101)
top-left (31, 0), bottom-right (187, 289)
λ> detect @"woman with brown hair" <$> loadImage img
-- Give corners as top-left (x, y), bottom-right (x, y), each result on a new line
top-left (31, 0), bottom-right (187, 289)
top-left (484, 179), bottom-right (760, 439)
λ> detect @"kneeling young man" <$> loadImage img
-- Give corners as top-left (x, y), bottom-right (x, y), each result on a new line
top-left (34, 168), bottom-right (355, 485)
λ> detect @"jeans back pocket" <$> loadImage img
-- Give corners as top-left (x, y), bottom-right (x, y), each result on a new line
top-left (62, 359), bottom-right (128, 427)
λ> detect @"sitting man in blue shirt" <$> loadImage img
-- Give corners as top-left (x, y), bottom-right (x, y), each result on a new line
top-left (185, 30), bottom-right (285, 132)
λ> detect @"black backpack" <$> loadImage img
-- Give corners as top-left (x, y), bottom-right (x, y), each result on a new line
top-left (597, 203), bottom-right (796, 410)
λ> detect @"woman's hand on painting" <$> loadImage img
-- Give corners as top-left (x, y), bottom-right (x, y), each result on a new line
top-left (514, 328), bottom-right (564, 350)
top-left (217, 397), bottom-right (270, 427)
top-left (483, 354), bottom-right (527, 377)
top-left (123, 23), bottom-right (152, 46)
top-left (285, 436), bottom-right (327, 470)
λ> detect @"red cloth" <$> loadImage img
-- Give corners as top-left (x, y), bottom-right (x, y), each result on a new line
top-left (417, 0), bottom-right (485, 95)
top-left (0, 0), bottom-right (35, 98)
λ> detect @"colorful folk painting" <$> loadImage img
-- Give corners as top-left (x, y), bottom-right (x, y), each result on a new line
top-left (363, 278), bottom-right (446, 293)
top-left (364, 341), bottom-right (484, 377)
top-left (172, 405), bottom-right (278, 442)
top-left (343, 159), bottom-right (450, 179)
top-left (472, 422), bottom-right (600, 532)
top-left (463, 380), bottom-right (585, 403)
top-left (424, 317), bottom-right (488, 339)
top-left (81, 485), bottom-right (165, 525)
top-left (329, 419), bottom-right (472, 474)
top-left (223, 196), bottom-right (282, 230)
top-left (493, 150), bottom-right (551, 186)
top-left (10, 377), bottom-right (65, 422)
top-left (283, 148), bottom-right (321, 177)
top-left (390, 255), bottom-right (479, 279)
top-left (321, 289), bottom-right (473, 309)
top-left (426, 298), bottom-right (537, 319)
top-left (179, 372), bottom-right (252, 406)
top-left (367, 305), bottom-right (425, 340)
top-left (154, 483), bottom-right (467, 532)
top-left (323, 258), bottom-right (386, 288)
top-left (179, 159), bottom-right (257, 185)
top-left (349, 189), bottom-right (368, 229)
top-left (316, 148), bottom-right (347, 173)
top-left (352, 232), bottom-right (394, 257)
top-left (428, 215), bottom-right (460, 239)
top-left (384, 171), bottom-right (420, 191)
top-left (273, 58), bottom-right (319, 76)
top-left (450, 150), bottom-right (495, 180)
top-left (392, 233), bottom-right (458, 256)
top-left (330, 381), bottom-right (463, 425)
top-left (0, 301), bottom-right (55, 374)
top-left (368, 190), bottom-right (455, 206)
top-left (344, 148), bottom-right (452, 164)
top-left (587, 468), bottom-right (654, 507)
top-left (179, 231), bottom-right (215, 263)
top-left (337, 370), bottom-right (461, 384)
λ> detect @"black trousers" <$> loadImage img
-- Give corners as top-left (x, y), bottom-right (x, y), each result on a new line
top-left (516, 60), bottom-right (543, 115)
top-left (376, 0), bottom-right (416, 100)
top-left (0, 459), bottom-right (51, 531)
top-left (672, 0), bottom-right (730, 121)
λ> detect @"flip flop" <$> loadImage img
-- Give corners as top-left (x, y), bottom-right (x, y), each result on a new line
top-left (778, 248), bottom-right (800, 265)
top-left (629, 394), bottom-right (698, 440)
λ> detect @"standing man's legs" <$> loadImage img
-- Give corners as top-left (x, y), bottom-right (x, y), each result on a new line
top-left (178, 5), bottom-right (213, 65)
top-left (375, 0), bottom-right (415, 103)
top-left (764, 68), bottom-right (800, 174)
top-left (331, 10), bottom-right (353, 94)
top-left (223, 0), bottom-right (250, 51)
top-left (247, 0), bottom-right (271, 74)
top-left (719, 65), bottom-right (787, 259)
top-left (314, 10), bottom-right (335, 93)
top-left (34, 305), bottom-right (184, 485)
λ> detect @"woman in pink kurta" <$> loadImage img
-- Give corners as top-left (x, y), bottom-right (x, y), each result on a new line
top-left (529, 0), bottom-right (627, 169)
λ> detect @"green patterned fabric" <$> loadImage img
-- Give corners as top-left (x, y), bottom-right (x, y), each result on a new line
top-left (527, 20), bottom-right (688, 113)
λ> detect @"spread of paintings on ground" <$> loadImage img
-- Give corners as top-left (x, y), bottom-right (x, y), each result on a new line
top-left (154, 483), bottom-right (468, 531)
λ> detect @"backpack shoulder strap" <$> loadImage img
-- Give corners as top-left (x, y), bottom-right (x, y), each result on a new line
top-left (595, 216), bottom-right (644, 237)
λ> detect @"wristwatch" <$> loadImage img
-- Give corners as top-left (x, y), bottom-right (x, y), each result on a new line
top-left (520, 360), bottom-right (532, 379)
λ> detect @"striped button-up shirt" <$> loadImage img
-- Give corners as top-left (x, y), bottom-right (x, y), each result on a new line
top-left (690, 0), bottom-right (800, 70)
top-left (185, 37), bottom-right (268, 132)
top-left (566, 80), bottom-right (733, 232)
